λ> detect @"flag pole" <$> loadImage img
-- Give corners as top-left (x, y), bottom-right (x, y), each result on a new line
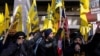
top-left (59, 7), bottom-right (62, 27)
top-left (2, 17), bottom-right (17, 44)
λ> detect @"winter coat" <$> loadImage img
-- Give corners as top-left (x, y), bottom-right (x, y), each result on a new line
top-left (36, 28), bottom-right (63, 56)
top-left (62, 39), bottom-right (74, 56)
top-left (0, 42), bottom-right (27, 56)
top-left (86, 33), bottom-right (100, 56)
top-left (0, 40), bottom-right (3, 54)
top-left (24, 32), bottom-right (42, 56)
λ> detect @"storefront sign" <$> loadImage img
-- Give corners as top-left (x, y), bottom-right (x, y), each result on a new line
top-left (90, 0), bottom-right (100, 14)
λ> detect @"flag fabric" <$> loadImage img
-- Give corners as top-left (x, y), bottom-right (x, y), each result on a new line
top-left (28, 0), bottom-right (39, 26)
top-left (47, 4), bottom-right (53, 29)
top-left (47, 3), bottom-right (51, 15)
top-left (43, 17), bottom-right (48, 30)
top-left (57, 8), bottom-right (68, 56)
top-left (43, 4), bottom-right (55, 32)
top-left (51, 0), bottom-right (56, 11)
top-left (5, 3), bottom-right (10, 31)
top-left (62, 8), bottom-right (68, 32)
top-left (28, 0), bottom-right (39, 33)
top-left (0, 13), bottom-right (4, 25)
top-left (80, 0), bottom-right (89, 25)
top-left (53, 9), bottom-right (60, 32)
top-left (54, 0), bottom-right (63, 27)
top-left (62, 0), bottom-right (64, 8)
top-left (51, 0), bottom-right (62, 33)
top-left (56, 0), bottom-right (67, 56)
top-left (80, 0), bottom-right (91, 41)
top-left (53, 21), bottom-right (59, 33)
top-left (5, 3), bottom-right (10, 19)
top-left (55, 0), bottom-right (62, 9)
top-left (27, 16), bottom-right (31, 35)
top-left (12, 5), bottom-right (23, 32)
top-left (16, 5), bottom-right (22, 31)
top-left (80, 0), bottom-right (89, 14)
top-left (0, 13), bottom-right (5, 35)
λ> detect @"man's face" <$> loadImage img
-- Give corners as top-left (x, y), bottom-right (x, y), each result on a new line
top-left (74, 38), bottom-right (82, 44)
top-left (48, 32), bottom-right (54, 39)
top-left (17, 36), bottom-right (25, 45)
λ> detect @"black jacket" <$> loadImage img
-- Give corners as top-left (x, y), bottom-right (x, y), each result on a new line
top-left (0, 40), bottom-right (3, 54)
top-left (86, 33), bottom-right (100, 56)
top-left (62, 38), bottom-right (74, 56)
top-left (24, 32), bottom-right (42, 56)
top-left (36, 28), bottom-right (63, 56)
top-left (0, 42), bottom-right (27, 56)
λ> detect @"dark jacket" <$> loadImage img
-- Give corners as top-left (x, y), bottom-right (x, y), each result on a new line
top-left (86, 33), bottom-right (100, 56)
top-left (0, 42), bottom-right (27, 56)
top-left (62, 38), bottom-right (74, 56)
top-left (25, 32), bottom-right (42, 56)
top-left (36, 28), bottom-right (63, 56)
top-left (0, 40), bottom-right (3, 54)
top-left (0, 35), bottom-right (15, 54)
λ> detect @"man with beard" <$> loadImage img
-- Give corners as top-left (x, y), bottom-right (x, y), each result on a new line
top-left (0, 29), bottom-right (16, 54)
top-left (71, 32), bottom-right (85, 56)
top-left (0, 31), bottom-right (27, 56)
top-left (36, 28), bottom-right (63, 56)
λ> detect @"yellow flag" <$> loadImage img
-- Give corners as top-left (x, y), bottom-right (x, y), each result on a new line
top-left (13, 5), bottom-right (23, 32)
top-left (55, 0), bottom-right (62, 9)
top-left (43, 4), bottom-right (51, 30)
top-left (80, 25), bottom-right (91, 41)
top-left (54, 10), bottom-right (60, 22)
top-left (62, 0), bottom-right (64, 8)
top-left (53, 21), bottom-right (59, 33)
top-left (0, 13), bottom-right (5, 34)
top-left (28, 0), bottom-right (39, 26)
top-left (17, 5), bottom-right (22, 31)
top-left (47, 4), bottom-right (51, 15)
top-left (51, 0), bottom-right (56, 11)
top-left (80, 0), bottom-right (89, 14)
top-left (51, 0), bottom-right (58, 32)
top-left (42, 4), bottom-right (55, 32)
top-left (0, 13), bottom-right (4, 24)
top-left (47, 4), bottom-right (54, 32)
top-left (5, 3), bottom-right (9, 19)
top-left (80, 14), bottom-right (88, 26)
top-left (80, 0), bottom-right (91, 41)
top-left (27, 16), bottom-right (31, 36)
top-left (80, 0), bottom-right (90, 27)
top-left (5, 3), bottom-right (10, 30)
top-left (43, 18), bottom-right (48, 30)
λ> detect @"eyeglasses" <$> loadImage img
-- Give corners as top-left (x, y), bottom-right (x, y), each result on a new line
top-left (17, 36), bottom-right (24, 39)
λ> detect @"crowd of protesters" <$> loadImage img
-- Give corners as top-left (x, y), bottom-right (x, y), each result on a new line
top-left (0, 25), bottom-right (100, 56)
